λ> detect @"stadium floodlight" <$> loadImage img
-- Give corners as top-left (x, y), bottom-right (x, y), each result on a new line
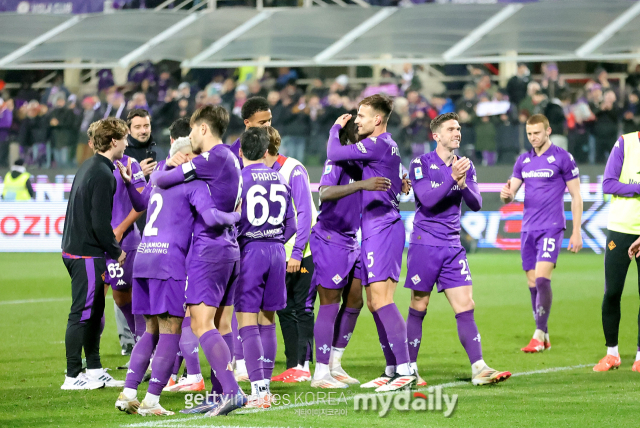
top-left (0, 15), bottom-right (83, 68)
top-left (575, 1), bottom-right (640, 58)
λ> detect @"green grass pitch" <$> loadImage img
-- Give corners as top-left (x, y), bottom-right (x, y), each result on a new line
top-left (1, 251), bottom-right (640, 427)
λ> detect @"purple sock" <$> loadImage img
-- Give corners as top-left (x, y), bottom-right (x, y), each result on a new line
top-left (407, 308), bottom-right (426, 363)
top-left (231, 314), bottom-right (244, 361)
top-left (180, 324), bottom-right (201, 376)
top-left (119, 302), bottom-right (136, 337)
top-left (124, 332), bottom-right (158, 390)
top-left (373, 310), bottom-right (396, 366)
top-left (315, 304), bottom-right (340, 364)
top-left (259, 324), bottom-right (276, 379)
top-left (147, 333), bottom-right (180, 396)
top-left (529, 287), bottom-right (537, 322)
top-left (239, 325), bottom-right (265, 382)
top-left (171, 353), bottom-right (183, 376)
top-left (455, 309), bottom-right (483, 365)
top-left (220, 332), bottom-right (233, 359)
top-left (376, 304), bottom-right (410, 366)
top-left (134, 314), bottom-right (146, 342)
top-left (199, 329), bottom-right (239, 395)
top-left (535, 277), bottom-right (552, 333)
top-left (333, 307), bottom-right (361, 348)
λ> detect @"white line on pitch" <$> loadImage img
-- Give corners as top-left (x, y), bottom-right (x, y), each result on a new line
top-left (0, 297), bottom-right (69, 305)
top-left (121, 363), bottom-right (594, 428)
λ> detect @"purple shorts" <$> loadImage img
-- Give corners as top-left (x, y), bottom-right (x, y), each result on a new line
top-left (310, 231), bottom-right (361, 290)
top-left (105, 251), bottom-right (136, 291)
top-left (360, 221), bottom-right (405, 286)
top-left (235, 241), bottom-right (286, 313)
top-left (132, 277), bottom-right (186, 317)
top-left (520, 228), bottom-right (564, 271)
top-left (186, 259), bottom-right (238, 308)
top-left (404, 244), bottom-right (472, 293)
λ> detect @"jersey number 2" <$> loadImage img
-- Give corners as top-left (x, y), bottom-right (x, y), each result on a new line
top-left (144, 193), bottom-right (163, 237)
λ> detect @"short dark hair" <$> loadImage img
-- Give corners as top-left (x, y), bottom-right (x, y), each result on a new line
top-left (126, 108), bottom-right (150, 126)
top-left (240, 127), bottom-right (269, 161)
top-left (241, 96), bottom-right (270, 120)
top-left (430, 112), bottom-right (460, 133)
top-left (190, 105), bottom-right (229, 138)
top-left (339, 111), bottom-right (358, 146)
top-left (359, 94), bottom-right (394, 123)
top-left (169, 117), bottom-right (191, 140)
top-left (93, 118), bottom-right (128, 153)
top-left (265, 126), bottom-right (281, 156)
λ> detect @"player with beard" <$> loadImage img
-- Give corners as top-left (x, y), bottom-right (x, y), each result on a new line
top-left (326, 94), bottom-right (415, 392)
top-left (406, 113), bottom-right (511, 386)
top-left (114, 137), bottom-right (240, 415)
top-left (500, 114), bottom-right (582, 353)
top-left (154, 105), bottom-right (245, 416)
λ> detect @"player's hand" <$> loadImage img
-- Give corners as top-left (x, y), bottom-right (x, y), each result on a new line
top-left (360, 177), bottom-right (391, 192)
top-left (629, 237), bottom-right (640, 259)
top-left (334, 114), bottom-right (352, 128)
top-left (117, 250), bottom-right (127, 267)
top-left (457, 173), bottom-right (467, 190)
top-left (116, 160), bottom-right (132, 184)
top-left (500, 179), bottom-right (513, 203)
top-left (451, 156), bottom-right (470, 181)
top-left (287, 257), bottom-right (301, 273)
top-left (567, 231), bottom-right (582, 253)
top-left (113, 227), bottom-right (123, 243)
top-left (401, 173), bottom-right (411, 195)
top-left (167, 152), bottom-right (188, 168)
top-left (140, 158), bottom-right (157, 177)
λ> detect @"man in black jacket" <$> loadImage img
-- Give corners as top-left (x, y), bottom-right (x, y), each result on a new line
top-left (61, 117), bottom-right (128, 390)
top-left (124, 109), bottom-right (157, 177)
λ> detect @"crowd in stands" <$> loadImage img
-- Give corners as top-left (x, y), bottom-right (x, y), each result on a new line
top-left (0, 61), bottom-right (637, 169)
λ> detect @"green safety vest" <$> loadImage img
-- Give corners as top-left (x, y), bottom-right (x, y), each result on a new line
top-left (608, 132), bottom-right (640, 235)
top-left (2, 172), bottom-right (31, 201)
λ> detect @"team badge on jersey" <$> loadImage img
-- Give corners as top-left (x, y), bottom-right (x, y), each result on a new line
top-left (414, 167), bottom-right (423, 180)
top-left (332, 274), bottom-right (343, 285)
top-left (547, 155), bottom-right (555, 164)
top-left (411, 274), bottom-right (421, 285)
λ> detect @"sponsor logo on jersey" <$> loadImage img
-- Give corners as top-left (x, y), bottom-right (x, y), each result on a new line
top-left (547, 155), bottom-right (555, 164)
top-left (117, 279), bottom-right (126, 286)
top-left (522, 169), bottom-right (554, 179)
top-left (191, 347), bottom-right (199, 354)
top-left (332, 274), bottom-right (343, 284)
top-left (608, 240), bottom-right (616, 251)
top-left (356, 142), bottom-right (367, 153)
top-left (430, 164), bottom-right (439, 170)
top-left (245, 228), bottom-right (283, 239)
top-left (292, 169), bottom-right (303, 178)
top-left (301, 267), bottom-right (309, 274)
top-left (324, 164), bottom-right (332, 174)
top-left (137, 242), bottom-right (170, 254)
top-left (523, 158), bottom-right (531, 164)
top-left (614, 141), bottom-right (620, 148)
top-left (127, 369), bottom-right (134, 374)
top-left (571, 167), bottom-right (579, 177)
top-left (411, 274), bottom-right (421, 285)
top-left (201, 152), bottom-right (210, 161)
top-left (414, 167), bottom-right (423, 180)
top-left (257, 356), bottom-right (273, 363)
top-left (133, 171), bottom-right (144, 181)
top-left (369, 137), bottom-right (377, 143)
top-left (542, 252), bottom-right (551, 258)
top-left (569, 153), bottom-right (575, 161)
top-left (465, 275), bottom-right (472, 281)
top-left (368, 272), bottom-right (375, 279)
top-left (233, 156), bottom-right (240, 169)
top-left (411, 158), bottom-right (422, 164)
top-left (431, 181), bottom-right (441, 188)
top-left (150, 378), bottom-right (160, 383)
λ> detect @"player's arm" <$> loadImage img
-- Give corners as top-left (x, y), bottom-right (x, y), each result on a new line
top-left (326, 118), bottom-right (380, 162)
top-left (501, 157), bottom-right (524, 203)
top-left (155, 160), bottom-right (196, 189)
top-left (283, 191), bottom-right (298, 243)
top-left (603, 138), bottom-right (640, 196)
top-left (113, 160), bottom-right (146, 241)
top-left (91, 173), bottom-right (122, 261)
top-left (319, 177), bottom-right (391, 202)
top-left (460, 164), bottom-right (482, 212)
top-left (566, 178), bottom-right (583, 253)
top-left (411, 158), bottom-right (458, 210)
top-left (288, 165), bottom-right (313, 268)
top-left (188, 182), bottom-right (240, 229)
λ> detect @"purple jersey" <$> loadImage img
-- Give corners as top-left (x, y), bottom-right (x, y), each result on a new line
top-left (314, 159), bottom-right (362, 249)
top-left (410, 152), bottom-right (482, 247)
top-left (237, 163), bottom-right (296, 248)
top-left (229, 138), bottom-right (244, 168)
top-left (512, 144), bottom-right (579, 232)
top-left (111, 155), bottom-right (146, 251)
top-left (133, 171), bottom-right (215, 281)
top-left (187, 144), bottom-right (242, 262)
top-left (326, 124), bottom-right (402, 239)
